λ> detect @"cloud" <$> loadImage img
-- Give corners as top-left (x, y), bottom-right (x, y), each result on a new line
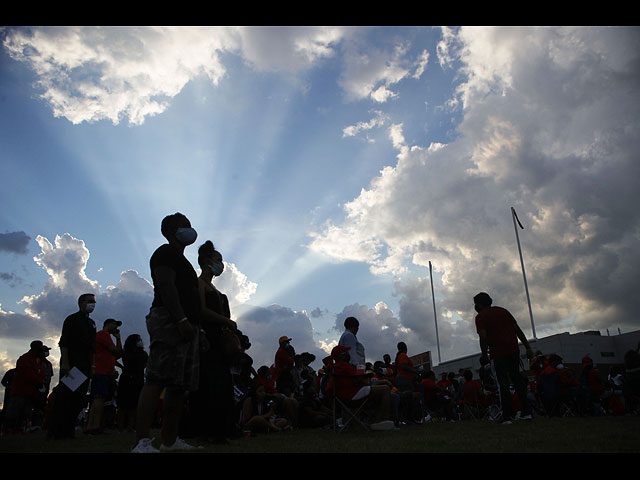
top-left (309, 27), bottom-right (640, 355)
top-left (235, 27), bottom-right (344, 73)
top-left (338, 38), bottom-right (424, 103)
top-left (1, 232), bottom-right (262, 369)
top-left (342, 110), bottom-right (388, 139)
top-left (235, 304), bottom-right (327, 369)
top-left (2, 26), bottom-right (346, 126)
top-left (3, 26), bottom-right (238, 125)
top-left (0, 231), bottom-right (31, 254)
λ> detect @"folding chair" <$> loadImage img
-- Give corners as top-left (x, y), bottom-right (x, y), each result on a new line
top-left (322, 356), bottom-right (372, 433)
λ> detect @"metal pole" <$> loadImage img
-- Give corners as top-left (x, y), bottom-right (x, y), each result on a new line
top-left (511, 207), bottom-right (537, 340)
top-left (429, 261), bottom-right (441, 363)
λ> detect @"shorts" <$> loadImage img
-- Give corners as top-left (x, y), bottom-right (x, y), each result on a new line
top-left (145, 307), bottom-right (200, 391)
top-left (90, 374), bottom-right (112, 399)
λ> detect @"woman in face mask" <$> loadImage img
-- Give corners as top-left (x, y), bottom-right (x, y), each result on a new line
top-left (189, 240), bottom-right (238, 443)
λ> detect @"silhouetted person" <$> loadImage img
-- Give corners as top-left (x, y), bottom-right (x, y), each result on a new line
top-left (85, 318), bottom-right (123, 433)
top-left (274, 336), bottom-right (296, 396)
top-left (474, 292), bottom-right (534, 424)
top-left (116, 334), bottom-right (148, 432)
top-left (132, 213), bottom-right (202, 453)
top-left (338, 316), bottom-right (365, 367)
top-left (47, 293), bottom-right (97, 439)
top-left (3, 341), bottom-right (46, 433)
top-left (189, 240), bottom-right (238, 444)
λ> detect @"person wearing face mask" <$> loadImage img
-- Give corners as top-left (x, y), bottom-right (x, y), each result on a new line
top-left (47, 293), bottom-right (97, 440)
top-left (187, 240), bottom-right (238, 444)
top-left (116, 334), bottom-right (148, 432)
top-left (133, 213), bottom-right (203, 453)
top-left (85, 318), bottom-right (123, 434)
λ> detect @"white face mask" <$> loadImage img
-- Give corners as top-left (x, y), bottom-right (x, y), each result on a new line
top-left (85, 302), bottom-right (96, 313)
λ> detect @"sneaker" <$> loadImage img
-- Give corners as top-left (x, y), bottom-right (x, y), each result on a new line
top-left (132, 437), bottom-right (160, 453)
top-left (423, 414), bottom-right (432, 423)
top-left (519, 414), bottom-right (533, 420)
top-left (160, 437), bottom-right (202, 452)
top-left (500, 419), bottom-right (513, 425)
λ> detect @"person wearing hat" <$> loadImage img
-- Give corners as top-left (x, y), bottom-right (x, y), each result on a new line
top-left (85, 318), bottom-right (123, 434)
top-left (2, 340), bottom-right (46, 434)
top-left (274, 336), bottom-right (296, 396)
top-left (31, 341), bottom-right (53, 430)
top-left (474, 292), bottom-right (534, 424)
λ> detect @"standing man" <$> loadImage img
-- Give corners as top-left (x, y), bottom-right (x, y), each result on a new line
top-left (132, 213), bottom-right (202, 453)
top-left (3, 341), bottom-right (46, 434)
top-left (47, 293), bottom-right (97, 439)
top-left (85, 318), bottom-right (123, 434)
top-left (274, 336), bottom-right (295, 396)
top-left (474, 292), bottom-right (534, 424)
top-left (338, 317), bottom-right (365, 368)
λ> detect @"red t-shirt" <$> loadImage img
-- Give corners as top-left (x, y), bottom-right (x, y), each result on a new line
top-left (475, 306), bottom-right (519, 359)
top-left (461, 379), bottom-right (484, 405)
top-left (94, 330), bottom-right (116, 375)
top-left (11, 351), bottom-right (45, 398)
top-left (332, 361), bottom-right (364, 400)
top-left (274, 347), bottom-right (293, 380)
top-left (421, 378), bottom-right (438, 403)
top-left (396, 352), bottom-right (414, 379)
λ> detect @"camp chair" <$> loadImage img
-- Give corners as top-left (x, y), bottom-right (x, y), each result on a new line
top-left (322, 356), bottom-right (372, 433)
top-left (480, 390), bottom-right (503, 422)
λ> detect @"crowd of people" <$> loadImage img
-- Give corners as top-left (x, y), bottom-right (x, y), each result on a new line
top-left (1, 213), bottom-right (639, 452)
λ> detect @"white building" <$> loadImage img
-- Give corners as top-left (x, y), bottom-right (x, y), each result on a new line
top-left (431, 329), bottom-right (640, 378)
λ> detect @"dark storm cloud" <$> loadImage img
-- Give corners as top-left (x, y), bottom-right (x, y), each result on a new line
top-left (0, 231), bottom-right (31, 254)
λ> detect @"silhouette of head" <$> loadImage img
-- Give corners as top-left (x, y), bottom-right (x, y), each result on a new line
top-left (473, 292), bottom-right (492, 312)
top-left (161, 212), bottom-right (191, 239)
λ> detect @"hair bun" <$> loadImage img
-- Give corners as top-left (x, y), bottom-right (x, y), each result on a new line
top-left (198, 240), bottom-right (216, 257)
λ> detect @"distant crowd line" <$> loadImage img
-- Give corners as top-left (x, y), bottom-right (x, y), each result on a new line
top-left (1, 213), bottom-right (639, 452)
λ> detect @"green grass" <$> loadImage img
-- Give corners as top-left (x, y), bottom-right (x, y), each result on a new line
top-left (1, 415), bottom-right (639, 453)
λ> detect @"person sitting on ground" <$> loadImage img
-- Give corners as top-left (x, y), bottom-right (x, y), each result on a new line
top-left (297, 380), bottom-right (332, 429)
top-left (326, 345), bottom-right (392, 428)
top-left (240, 384), bottom-right (290, 434)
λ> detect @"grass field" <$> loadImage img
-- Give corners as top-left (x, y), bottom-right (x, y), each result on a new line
top-left (1, 415), bottom-right (638, 454)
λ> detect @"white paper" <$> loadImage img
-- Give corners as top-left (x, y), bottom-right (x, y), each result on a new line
top-left (60, 367), bottom-right (88, 392)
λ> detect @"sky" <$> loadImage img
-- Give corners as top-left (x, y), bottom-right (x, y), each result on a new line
top-left (1, 26), bottom-right (639, 390)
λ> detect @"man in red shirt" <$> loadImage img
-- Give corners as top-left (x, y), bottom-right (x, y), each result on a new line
top-left (85, 318), bottom-right (123, 433)
top-left (3, 341), bottom-right (46, 433)
top-left (274, 336), bottom-right (296, 396)
top-left (474, 292), bottom-right (534, 424)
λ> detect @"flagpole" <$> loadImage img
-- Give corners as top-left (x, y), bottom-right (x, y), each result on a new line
top-left (429, 261), bottom-right (441, 363)
top-left (511, 207), bottom-right (537, 340)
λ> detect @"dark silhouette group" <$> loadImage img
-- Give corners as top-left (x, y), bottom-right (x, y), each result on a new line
top-left (1, 213), bottom-right (639, 450)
